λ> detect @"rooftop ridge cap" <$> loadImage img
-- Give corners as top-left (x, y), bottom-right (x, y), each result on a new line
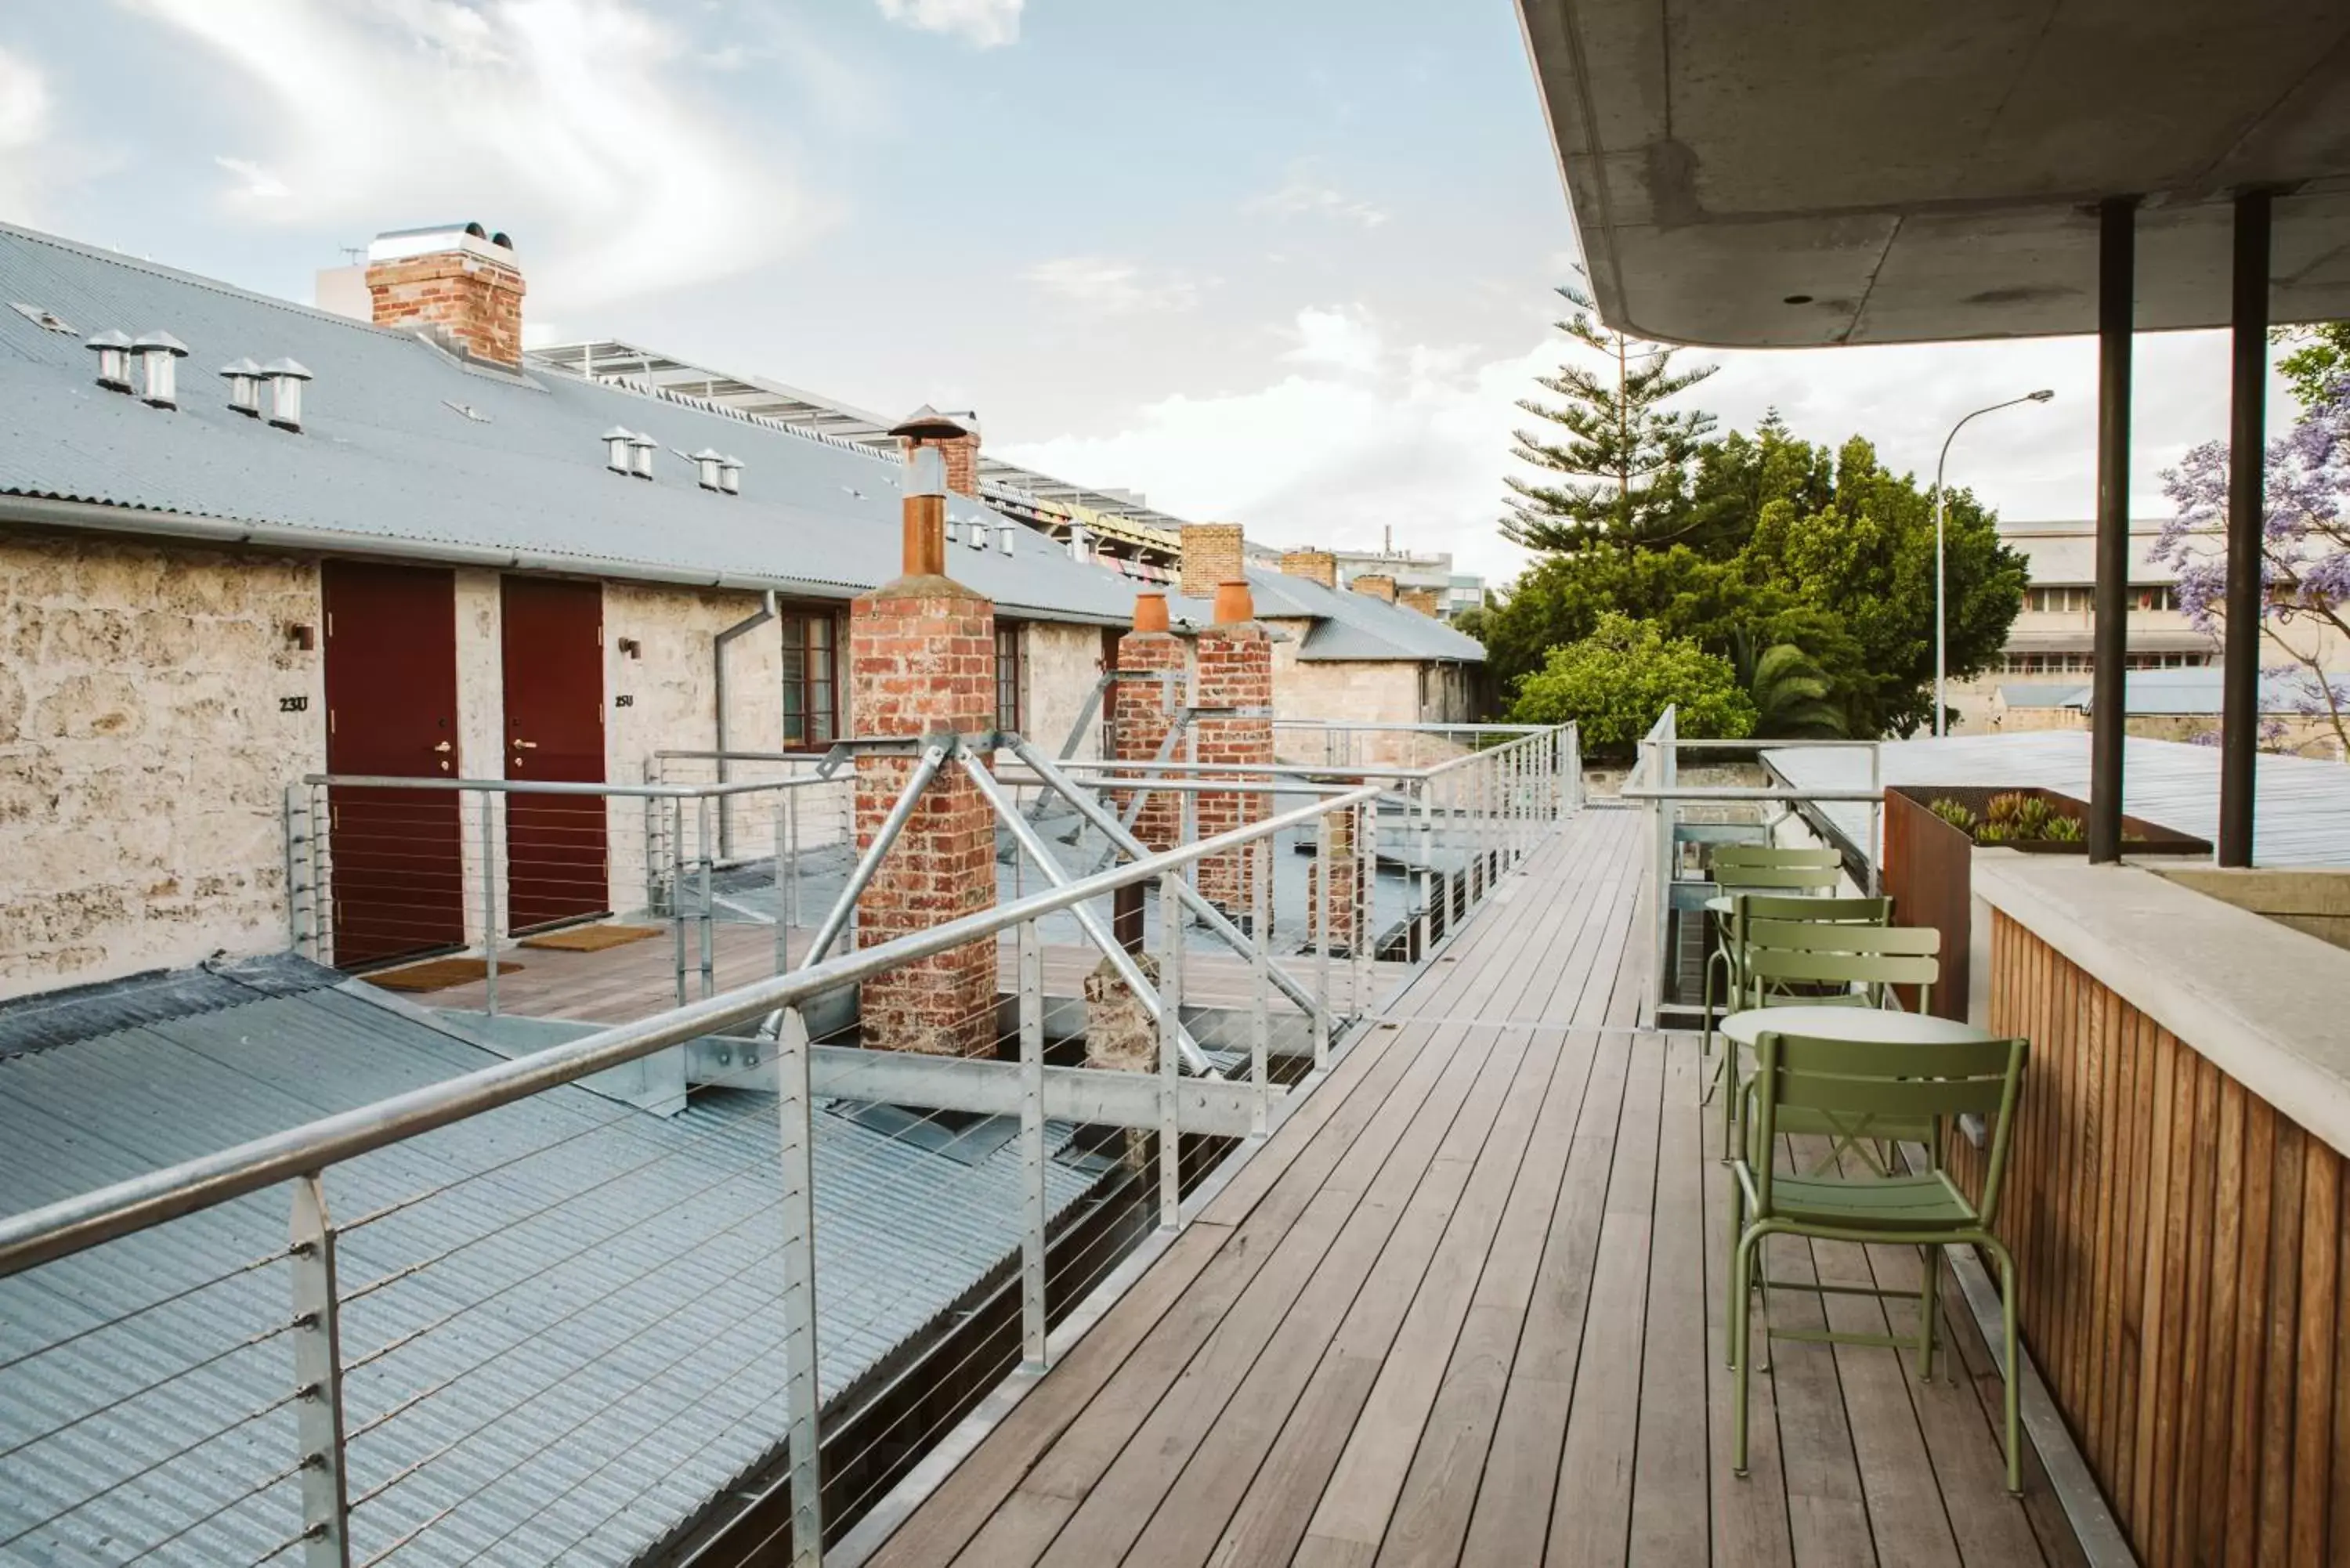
top-left (0, 218), bottom-right (417, 341)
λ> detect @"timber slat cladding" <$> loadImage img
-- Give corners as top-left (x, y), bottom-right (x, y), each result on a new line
top-left (1971, 912), bottom-right (2350, 1566)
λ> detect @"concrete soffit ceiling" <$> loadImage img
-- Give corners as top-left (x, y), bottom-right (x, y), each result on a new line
top-left (1516, 0), bottom-right (2350, 346)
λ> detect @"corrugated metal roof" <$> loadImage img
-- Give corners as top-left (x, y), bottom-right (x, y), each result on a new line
top-left (0, 219), bottom-right (1479, 663)
top-left (0, 223), bottom-right (1141, 627)
top-left (0, 958), bottom-right (1098, 1566)
top-left (1767, 731), bottom-right (2350, 868)
top-left (1162, 565), bottom-right (1485, 663)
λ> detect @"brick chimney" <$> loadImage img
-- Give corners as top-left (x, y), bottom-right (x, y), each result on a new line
top-left (364, 222), bottom-right (525, 370)
top-left (1279, 549), bottom-right (1337, 590)
top-left (1399, 587), bottom-right (1442, 617)
top-left (1180, 523), bottom-right (1247, 602)
top-left (1192, 579), bottom-right (1274, 920)
top-left (1114, 591), bottom-right (1187, 857)
top-left (850, 428), bottom-right (997, 1056)
top-left (1350, 573), bottom-right (1397, 605)
top-left (896, 404), bottom-right (982, 500)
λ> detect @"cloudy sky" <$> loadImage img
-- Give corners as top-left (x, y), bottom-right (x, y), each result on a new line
top-left (0, 1), bottom-right (2299, 583)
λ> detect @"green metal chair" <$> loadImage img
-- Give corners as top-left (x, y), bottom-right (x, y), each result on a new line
top-left (1729, 1028), bottom-right (2029, 1494)
top-left (1702, 892), bottom-right (1889, 1103)
top-left (1719, 918), bottom-right (1940, 1163)
top-left (1700, 846), bottom-right (1849, 1057)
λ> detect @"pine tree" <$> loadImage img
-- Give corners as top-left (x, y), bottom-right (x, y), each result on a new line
top-left (1502, 270), bottom-right (1719, 554)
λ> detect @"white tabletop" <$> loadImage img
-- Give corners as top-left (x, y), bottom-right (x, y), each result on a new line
top-left (1716, 1005), bottom-right (1994, 1049)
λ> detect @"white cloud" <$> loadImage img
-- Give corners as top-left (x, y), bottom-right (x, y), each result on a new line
top-left (1284, 305), bottom-right (1382, 374)
top-left (212, 155), bottom-right (289, 201)
top-left (0, 45), bottom-right (53, 221)
top-left (127, 0), bottom-right (822, 308)
top-left (1001, 305), bottom-right (1553, 580)
top-left (1246, 163), bottom-right (1388, 229)
top-left (874, 0), bottom-right (1022, 48)
top-left (1024, 256), bottom-right (1200, 316)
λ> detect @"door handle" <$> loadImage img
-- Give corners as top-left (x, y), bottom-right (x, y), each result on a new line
top-left (432, 741), bottom-right (453, 753)
top-left (512, 739), bottom-right (538, 750)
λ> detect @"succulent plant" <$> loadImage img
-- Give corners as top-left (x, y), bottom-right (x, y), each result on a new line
top-left (1928, 797), bottom-right (1979, 834)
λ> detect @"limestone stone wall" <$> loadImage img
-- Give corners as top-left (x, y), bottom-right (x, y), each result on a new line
top-left (1020, 620), bottom-right (1108, 760)
top-left (0, 529), bottom-right (324, 999)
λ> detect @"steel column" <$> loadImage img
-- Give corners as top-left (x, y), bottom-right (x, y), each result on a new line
top-left (288, 1174), bottom-right (349, 1568)
top-left (1413, 782), bottom-right (1433, 959)
top-left (801, 738), bottom-right (949, 966)
top-left (774, 796), bottom-right (790, 974)
top-left (960, 752), bottom-right (1210, 1074)
top-left (2220, 189), bottom-right (2272, 868)
top-left (1018, 919), bottom-right (1048, 1370)
top-left (1158, 870), bottom-right (1184, 1229)
top-left (2089, 197), bottom-right (2137, 864)
top-left (697, 793), bottom-right (715, 998)
top-left (773, 1007), bottom-right (823, 1568)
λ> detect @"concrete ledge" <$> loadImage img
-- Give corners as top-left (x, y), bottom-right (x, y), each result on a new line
top-left (1972, 852), bottom-right (2350, 1158)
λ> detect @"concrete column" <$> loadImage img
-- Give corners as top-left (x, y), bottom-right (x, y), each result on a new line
top-left (1193, 581), bottom-right (1274, 919)
top-left (851, 432), bottom-right (996, 1056)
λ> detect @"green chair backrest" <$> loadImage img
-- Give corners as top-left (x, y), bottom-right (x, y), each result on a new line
top-left (1711, 844), bottom-right (1843, 894)
top-left (1748, 1030), bottom-right (2027, 1224)
top-left (1741, 919), bottom-right (1940, 1010)
top-left (1729, 893), bottom-right (1889, 927)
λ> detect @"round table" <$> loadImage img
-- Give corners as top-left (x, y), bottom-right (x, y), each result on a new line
top-left (1716, 1005), bottom-right (1994, 1048)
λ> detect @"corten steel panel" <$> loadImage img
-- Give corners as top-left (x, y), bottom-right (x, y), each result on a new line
top-left (323, 560), bottom-right (463, 966)
top-left (499, 576), bottom-right (609, 934)
top-left (1882, 787), bottom-right (1973, 1021)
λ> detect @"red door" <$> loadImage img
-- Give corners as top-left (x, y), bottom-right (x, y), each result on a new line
top-left (324, 561), bottom-right (463, 967)
top-left (501, 576), bottom-right (609, 933)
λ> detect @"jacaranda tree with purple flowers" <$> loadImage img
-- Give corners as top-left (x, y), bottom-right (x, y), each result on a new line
top-left (2153, 370), bottom-right (2350, 756)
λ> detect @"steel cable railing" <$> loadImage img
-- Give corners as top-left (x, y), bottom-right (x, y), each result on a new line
top-left (2, 724), bottom-right (1578, 1568)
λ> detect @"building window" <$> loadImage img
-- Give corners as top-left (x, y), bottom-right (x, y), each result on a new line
top-left (995, 620), bottom-right (1022, 733)
top-left (781, 610), bottom-right (838, 749)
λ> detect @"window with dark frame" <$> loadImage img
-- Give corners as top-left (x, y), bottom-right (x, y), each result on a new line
top-left (995, 620), bottom-right (1022, 734)
top-left (780, 610), bottom-right (839, 749)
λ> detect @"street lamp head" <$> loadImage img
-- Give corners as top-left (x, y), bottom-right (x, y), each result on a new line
top-left (2026, 388), bottom-right (2055, 402)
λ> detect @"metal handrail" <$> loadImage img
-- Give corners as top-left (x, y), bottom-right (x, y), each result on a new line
top-left (301, 772), bottom-right (823, 800)
top-left (0, 781), bottom-right (1385, 1281)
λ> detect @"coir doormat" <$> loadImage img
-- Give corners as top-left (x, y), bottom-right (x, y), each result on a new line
top-left (518, 924), bottom-right (663, 952)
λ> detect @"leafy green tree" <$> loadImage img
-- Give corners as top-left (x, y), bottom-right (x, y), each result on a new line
top-left (2276, 322), bottom-right (2350, 408)
top-left (1507, 612), bottom-right (1756, 756)
top-left (1502, 271), bottom-right (1719, 554)
top-left (1482, 423), bottom-right (2025, 738)
top-left (1729, 630), bottom-right (1846, 739)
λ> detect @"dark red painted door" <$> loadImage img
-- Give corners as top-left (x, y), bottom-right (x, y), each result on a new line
top-left (324, 561), bottom-right (463, 967)
top-left (501, 576), bottom-right (609, 933)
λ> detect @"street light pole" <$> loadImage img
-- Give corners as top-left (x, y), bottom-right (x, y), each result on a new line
top-left (1933, 389), bottom-right (2056, 736)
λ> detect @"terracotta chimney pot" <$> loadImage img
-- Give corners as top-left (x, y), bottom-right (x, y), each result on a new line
top-left (1133, 591), bottom-right (1170, 634)
top-left (1213, 580), bottom-right (1256, 626)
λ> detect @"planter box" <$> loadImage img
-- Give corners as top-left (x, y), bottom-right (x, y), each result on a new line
top-left (1882, 786), bottom-right (2211, 1020)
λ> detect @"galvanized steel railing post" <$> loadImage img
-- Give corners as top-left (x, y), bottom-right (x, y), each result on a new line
top-left (1351, 800), bottom-right (1372, 1014)
top-left (772, 1006), bottom-right (823, 1568)
top-left (288, 1174), bottom-right (350, 1568)
top-left (773, 796), bottom-right (790, 974)
top-left (785, 782), bottom-right (802, 929)
top-left (1313, 808), bottom-right (1332, 1068)
top-left (1157, 869), bottom-right (1184, 1229)
top-left (697, 793), bottom-right (716, 999)
top-left (671, 795), bottom-right (689, 1008)
top-left (1249, 837), bottom-right (1271, 1135)
top-left (1413, 781), bottom-right (1433, 959)
top-left (479, 792), bottom-right (500, 1017)
top-left (1018, 919), bottom-right (1049, 1370)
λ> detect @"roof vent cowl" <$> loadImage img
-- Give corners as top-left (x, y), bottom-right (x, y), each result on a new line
top-left (691, 448), bottom-right (725, 492)
top-left (259, 358), bottom-right (313, 432)
top-left (131, 332), bottom-right (190, 409)
top-left (626, 431), bottom-right (656, 481)
top-left (219, 357), bottom-right (263, 417)
top-left (602, 426), bottom-right (634, 475)
top-left (85, 329), bottom-right (134, 393)
top-left (718, 454), bottom-right (742, 496)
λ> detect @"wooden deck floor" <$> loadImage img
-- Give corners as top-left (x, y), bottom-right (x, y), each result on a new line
top-left (859, 809), bottom-right (2090, 1568)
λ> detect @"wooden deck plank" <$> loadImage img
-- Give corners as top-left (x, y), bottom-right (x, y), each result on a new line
top-left (1110, 1027), bottom-right (1555, 1568)
top-left (1627, 1035), bottom-right (1711, 1566)
top-left (1370, 1028), bottom-right (1602, 1568)
top-left (1546, 1029), bottom-right (1668, 1567)
top-left (1457, 1032), bottom-right (1632, 1566)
